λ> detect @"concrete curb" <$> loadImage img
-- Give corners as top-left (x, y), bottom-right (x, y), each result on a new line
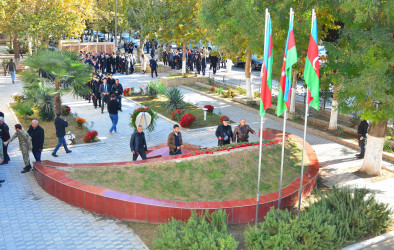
top-left (342, 230), bottom-right (394, 250)
top-left (6, 102), bottom-right (105, 151)
top-left (181, 85), bottom-right (394, 163)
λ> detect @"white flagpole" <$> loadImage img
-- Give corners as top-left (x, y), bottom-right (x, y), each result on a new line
top-left (298, 9), bottom-right (315, 216)
top-left (255, 8), bottom-right (269, 226)
top-left (277, 8), bottom-right (293, 210)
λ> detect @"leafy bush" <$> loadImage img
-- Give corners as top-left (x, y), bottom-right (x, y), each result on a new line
top-left (216, 87), bottom-right (223, 95)
top-left (38, 94), bottom-right (55, 121)
top-left (147, 81), bottom-right (167, 98)
top-left (253, 91), bottom-right (260, 99)
top-left (210, 86), bottom-right (217, 92)
top-left (235, 87), bottom-right (246, 95)
top-left (12, 93), bottom-right (25, 103)
top-left (180, 113), bottom-right (196, 128)
top-left (153, 210), bottom-right (238, 250)
top-left (245, 187), bottom-right (392, 249)
top-left (165, 88), bottom-right (185, 110)
top-left (14, 102), bottom-right (34, 121)
top-left (349, 113), bottom-right (361, 128)
top-left (223, 88), bottom-right (236, 98)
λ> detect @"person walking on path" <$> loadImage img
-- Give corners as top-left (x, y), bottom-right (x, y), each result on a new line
top-left (130, 125), bottom-right (148, 161)
top-left (27, 120), bottom-right (45, 162)
top-left (6, 59), bottom-right (17, 84)
top-left (108, 94), bottom-right (120, 133)
top-left (0, 138), bottom-right (5, 186)
top-left (52, 113), bottom-right (72, 157)
top-left (112, 79), bottom-right (123, 111)
top-left (4, 124), bottom-right (33, 173)
top-left (167, 124), bottom-right (183, 156)
top-left (215, 117), bottom-right (233, 146)
top-left (0, 117), bottom-right (10, 165)
top-left (141, 54), bottom-right (147, 74)
top-left (356, 120), bottom-right (369, 159)
top-left (149, 58), bottom-right (158, 78)
top-left (233, 119), bottom-right (256, 143)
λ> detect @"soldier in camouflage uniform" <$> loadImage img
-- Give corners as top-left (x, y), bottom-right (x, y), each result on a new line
top-left (0, 138), bottom-right (5, 186)
top-left (4, 124), bottom-right (33, 173)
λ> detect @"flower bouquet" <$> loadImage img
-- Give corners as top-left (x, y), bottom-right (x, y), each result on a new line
top-left (170, 109), bottom-right (184, 121)
top-left (83, 130), bottom-right (98, 143)
top-left (61, 105), bottom-right (71, 116)
top-left (123, 87), bottom-right (134, 96)
top-left (65, 131), bottom-right (76, 145)
top-left (75, 117), bottom-right (86, 128)
top-left (220, 115), bottom-right (229, 123)
top-left (180, 113), bottom-right (196, 128)
top-left (204, 105), bottom-right (214, 113)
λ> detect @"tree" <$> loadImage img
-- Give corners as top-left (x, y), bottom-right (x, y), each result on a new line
top-left (328, 0), bottom-right (393, 175)
top-left (159, 0), bottom-right (205, 75)
top-left (20, 50), bottom-right (93, 114)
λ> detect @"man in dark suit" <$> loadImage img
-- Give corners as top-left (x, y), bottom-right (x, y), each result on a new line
top-left (111, 79), bottom-right (123, 111)
top-left (27, 119), bottom-right (45, 161)
top-left (149, 58), bottom-right (158, 78)
top-left (92, 76), bottom-right (102, 109)
top-left (0, 117), bottom-right (10, 164)
top-left (99, 79), bottom-right (111, 114)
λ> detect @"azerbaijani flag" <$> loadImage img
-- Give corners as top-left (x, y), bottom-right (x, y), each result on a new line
top-left (277, 13), bottom-right (297, 116)
top-left (260, 13), bottom-right (273, 117)
top-left (304, 13), bottom-right (320, 110)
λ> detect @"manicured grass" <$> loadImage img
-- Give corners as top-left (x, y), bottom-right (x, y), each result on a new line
top-left (69, 140), bottom-right (305, 202)
top-left (10, 103), bottom-right (91, 148)
top-left (127, 95), bottom-right (233, 128)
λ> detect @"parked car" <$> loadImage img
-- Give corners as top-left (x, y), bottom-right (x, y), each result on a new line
top-left (234, 55), bottom-right (262, 70)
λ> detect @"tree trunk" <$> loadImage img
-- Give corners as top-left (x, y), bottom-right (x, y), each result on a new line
top-left (245, 51), bottom-right (253, 98)
top-left (10, 34), bottom-right (13, 49)
top-left (13, 37), bottom-right (20, 61)
top-left (360, 120), bottom-right (387, 176)
top-left (96, 30), bottom-right (99, 42)
top-left (182, 41), bottom-right (187, 75)
top-left (54, 80), bottom-right (62, 114)
top-left (328, 85), bottom-right (339, 130)
top-left (137, 36), bottom-right (146, 63)
top-left (27, 35), bottom-right (32, 55)
top-left (289, 69), bottom-right (298, 117)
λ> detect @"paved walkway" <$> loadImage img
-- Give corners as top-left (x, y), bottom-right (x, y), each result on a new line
top-left (0, 75), bottom-right (148, 249)
top-left (0, 66), bottom-right (393, 248)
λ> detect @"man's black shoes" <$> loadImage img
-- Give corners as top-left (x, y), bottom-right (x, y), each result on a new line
top-left (66, 150), bottom-right (72, 154)
top-left (52, 153), bottom-right (58, 157)
top-left (21, 165), bottom-right (32, 173)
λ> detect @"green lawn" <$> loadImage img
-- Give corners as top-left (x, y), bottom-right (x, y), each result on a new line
top-left (127, 95), bottom-right (233, 128)
top-left (69, 139), bottom-right (305, 202)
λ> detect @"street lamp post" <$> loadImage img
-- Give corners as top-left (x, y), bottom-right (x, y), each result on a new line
top-left (115, 0), bottom-right (118, 51)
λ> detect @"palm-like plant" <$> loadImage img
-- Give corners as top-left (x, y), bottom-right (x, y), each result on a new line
top-left (165, 88), bottom-right (185, 110)
top-left (21, 50), bottom-right (93, 114)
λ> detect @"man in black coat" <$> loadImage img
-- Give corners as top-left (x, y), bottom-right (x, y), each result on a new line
top-left (194, 54), bottom-right (201, 74)
top-left (215, 117), bottom-right (233, 146)
top-left (52, 113), bottom-right (72, 157)
top-left (92, 77), bottom-right (102, 108)
top-left (201, 54), bottom-right (206, 75)
top-left (0, 117), bottom-right (10, 164)
top-left (130, 125), bottom-right (148, 161)
top-left (210, 54), bottom-right (218, 74)
top-left (27, 120), bottom-right (45, 161)
top-left (149, 58), bottom-right (158, 78)
top-left (111, 79), bottom-right (123, 111)
top-left (356, 120), bottom-right (369, 159)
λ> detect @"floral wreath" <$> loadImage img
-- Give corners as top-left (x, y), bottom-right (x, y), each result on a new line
top-left (130, 107), bottom-right (158, 132)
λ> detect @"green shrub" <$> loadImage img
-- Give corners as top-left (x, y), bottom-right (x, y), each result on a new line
top-left (14, 102), bottom-right (34, 121)
top-left (153, 210), bottom-right (238, 250)
top-left (245, 187), bottom-right (392, 249)
top-left (165, 88), bottom-right (185, 110)
top-left (38, 94), bottom-right (55, 121)
top-left (147, 81), bottom-right (167, 98)
top-left (235, 87), bottom-right (246, 95)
